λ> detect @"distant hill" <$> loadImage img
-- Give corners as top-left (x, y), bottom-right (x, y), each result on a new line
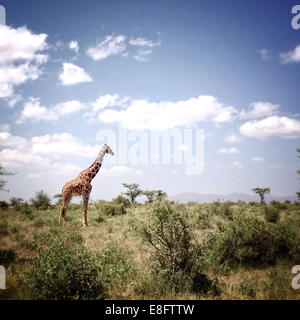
top-left (169, 192), bottom-right (298, 203)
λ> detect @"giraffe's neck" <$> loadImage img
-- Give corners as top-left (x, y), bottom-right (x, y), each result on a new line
top-left (80, 146), bottom-right (106, 181)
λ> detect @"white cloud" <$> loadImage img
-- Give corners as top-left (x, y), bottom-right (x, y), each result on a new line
top-left (251, 157), bottom-right (265, 162)
top-left (133, 48), bottom-right (153, 62)
top-left (224, 131), bottom-right (243, 143)
top-left (102, 165), bottom-right (142, 176)
top-left (86, 35), bottom-right (126, 61)
top-left (0, 25), bottom-right (48, 99)
top-left (258, 49), bottom-right (271, 61)
top-left (218, 147), bottom-right (240, 154)
top-left (30, 133), bottom-right (98, 158)
top-left (59, 63), bottom-right (92, 85)
top-left (0, 25), bottom-right (47, 64)
top-left (91, 94), bottom-right (128, 112)
top-left (92, 95), bottom-right (237, 130)
top-left (239, 102), bottom-right (279, 120)
top-left (280, 45), bottom-right (300, 64)
top-left (129, 37), bottom-right (160, 48)
top-left (69, 40), bottom-right (79, 53)
top-left (7, 94), bottom-right (22, 108)
top-left (17, 98), bottom-right (86, 123)
top-left (0, 131), bottom-right (101, 175)
top-left (0, 83), bottom-right (13, 98)
top-left (240, 116), bottom-right (300, 139)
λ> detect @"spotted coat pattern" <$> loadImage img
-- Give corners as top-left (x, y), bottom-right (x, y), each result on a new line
top-left (59, 144), bottom-right (113, 226)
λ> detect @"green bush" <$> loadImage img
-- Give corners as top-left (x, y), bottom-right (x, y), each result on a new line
top-left (275, 219), bottom-right (300, 262)
top-left (0, 249), bottom-right (17, 267)
top-left (98, 202), bottom-right (126, 216)
top-left (264, 206), bottom-right (280, 223)
top-left (209, 201), bottom-right (233, 219)
top-left (97, 243), bottom-right (136, 295)
top-left (0, 201), bottom-right (9, 210)
top-left (26, 231), bottom-right (105, 300)
top-left (206, 213), bottom-right (279, 269)
top-left (142, 201), bottom-right (198, 291)
top-left (20, 203), bottom-right (34, 220)
top-left (30, 190), bottom-right (51, 210)
top-left (270, 200), bottom-right (287, 211)
top-left (112, 195), bottom-right (131, 208)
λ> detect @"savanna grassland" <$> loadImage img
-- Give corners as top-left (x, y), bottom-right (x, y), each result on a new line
top-left (0, 196), bottom-right (300, 300)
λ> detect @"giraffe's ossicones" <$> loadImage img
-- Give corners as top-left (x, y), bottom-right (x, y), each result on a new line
top-left (59, 143), bottom-right (114, 226)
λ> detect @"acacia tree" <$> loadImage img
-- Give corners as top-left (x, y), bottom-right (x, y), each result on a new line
top-left (251, 187), bottom-right (271, 204)
top-left (155, 190), bottom-right (168, 202)
top-left (122, 183), bottom-right (142, 204)
top-left (143, 190), bottom-right (157, 203)
top-left (0, 164), bottom-right (14, 192)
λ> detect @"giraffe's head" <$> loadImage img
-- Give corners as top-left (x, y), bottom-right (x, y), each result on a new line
top-left (104, 143), bottom-right (114, 156)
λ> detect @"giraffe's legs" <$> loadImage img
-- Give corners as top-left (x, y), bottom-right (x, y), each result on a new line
top-left (59, 194), bottom-right (71, 224)
top-left (82, 193), bottom-right (90, 227)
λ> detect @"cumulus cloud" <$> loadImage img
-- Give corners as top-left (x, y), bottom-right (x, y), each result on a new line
top-left (86, 35), bottom-right (126, 60)
top-left (239, 102), bottom-right (279, 120)
top-left (280, 45), bottom-right (300, 64)
top-left (17, 98), bottom-right (86, 123)
top-left (0, 25), bottom-right (48, 99)
top-left (0, 131), bottom-right (100, 174)
top-left (59, 63), bottom-right (92, 85)
top-left (89, 95), bottom-right (237, 130)
top-left (240, 116), bottom-right (300, 139)
top-left (69, 40), bottom-right (79, 53)
top-left (218, 147), bottom-right (240, 154)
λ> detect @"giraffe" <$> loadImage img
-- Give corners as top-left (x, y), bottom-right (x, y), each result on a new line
top-left (59, 143), bottom-right (114, 227)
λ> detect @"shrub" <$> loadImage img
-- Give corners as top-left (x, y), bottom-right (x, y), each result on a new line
top-left (26, 231), bottom-right (105, 300)
top-left (206, 213), bottom-right (279, 269)
top-left (0, 201), bottom-right (9, 210)
top-left (209, 200), bottom-right (233, 219)
top-left (99, 202), bottom-right (126, 216)
top-left (142, 201), bottom-right (198, 291)
top-left (275, 219), bottom-right (300, 262)
top-left (30, 190), bottom-right (51, 210)
top-left (112, 195), bottom-right (131, 208)
top-left (9, 197), bottom-right (24, 210)
top-left (264, 206), bottom-right (280, 223)
top-left (97, 243), bottom-right (136, 295)
top-left (270, 200), bottom-right (287, 211)
top-left (20, 203), bottom-right (34, 220)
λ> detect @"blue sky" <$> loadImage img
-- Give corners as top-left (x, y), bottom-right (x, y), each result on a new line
top-left (1, 0), bottom-right (300, 202)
